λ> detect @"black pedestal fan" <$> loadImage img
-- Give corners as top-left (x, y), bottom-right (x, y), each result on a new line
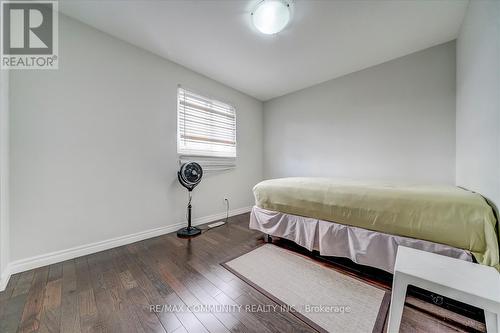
top-left (177, 162), bottom-right (203, 237)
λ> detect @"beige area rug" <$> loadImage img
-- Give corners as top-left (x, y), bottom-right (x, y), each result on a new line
top-left (223, 244), bottom-right (390, 333)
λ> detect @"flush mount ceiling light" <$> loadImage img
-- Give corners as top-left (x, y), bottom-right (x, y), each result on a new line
top-left (251, 0), bottom-right (291, 35)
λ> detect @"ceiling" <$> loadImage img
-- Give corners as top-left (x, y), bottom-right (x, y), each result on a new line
top-left (59, 0), bottom-right (468, 101)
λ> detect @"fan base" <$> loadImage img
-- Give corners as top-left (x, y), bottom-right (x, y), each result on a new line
top-left (177, 226), bottom-right (202, 238)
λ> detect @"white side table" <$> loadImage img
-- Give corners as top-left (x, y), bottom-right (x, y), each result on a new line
top-left (388, 246), bottom-right (500, 333)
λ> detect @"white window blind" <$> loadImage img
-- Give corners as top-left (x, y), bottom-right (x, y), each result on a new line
top-left (177, 87), bottom-right (237, 158)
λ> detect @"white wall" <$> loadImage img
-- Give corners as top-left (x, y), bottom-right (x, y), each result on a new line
top-left (0, 69), bottom-right (9, 288)
top-left (263, 42), bottom-right (456, 184)
top-left (9, 15), bottom-right (263, 263)
top-left (456, 0), bottom-right (500, 212)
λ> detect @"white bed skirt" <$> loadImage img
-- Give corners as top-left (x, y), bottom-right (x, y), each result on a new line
top-left (249, 206), bottom-right (472, 273)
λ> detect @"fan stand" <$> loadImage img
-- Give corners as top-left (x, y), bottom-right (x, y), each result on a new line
top-left (177, 189), bottom-right (201, 238)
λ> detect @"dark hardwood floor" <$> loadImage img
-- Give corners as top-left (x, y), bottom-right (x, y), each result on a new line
top-left (0, 213), bottom-right (486, 333)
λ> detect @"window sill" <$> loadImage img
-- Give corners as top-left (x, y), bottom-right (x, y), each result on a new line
top-left (179, 155), bottom-right (236, 171)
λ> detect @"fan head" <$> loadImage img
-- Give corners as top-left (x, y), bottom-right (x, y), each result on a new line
top-left (178, 162), bottom-right (203, 191)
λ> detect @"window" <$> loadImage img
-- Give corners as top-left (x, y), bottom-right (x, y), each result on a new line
top-left (177, 88), bottom-right (236, 158)
top-left (177, 87), bottom-right (237, 158)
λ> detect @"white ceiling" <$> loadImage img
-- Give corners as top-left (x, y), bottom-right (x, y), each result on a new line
top-left (59, 0), bottom-right (468, 101)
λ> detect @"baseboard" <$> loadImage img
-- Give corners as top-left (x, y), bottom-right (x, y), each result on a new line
top-left (0, 206), bottom-right (252, 291)
top-left (0, 269), bottom-right (11, 292)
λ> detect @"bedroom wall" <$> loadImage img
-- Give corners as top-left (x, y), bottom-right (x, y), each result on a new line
top-left (456, 0), bottom-right (500, 212)
top-left (263, 42), bottom-right (456, 184)
top-left (0, 69), bottom-right (9, 289)
top-left (9, 15), bottom-right (263, 264)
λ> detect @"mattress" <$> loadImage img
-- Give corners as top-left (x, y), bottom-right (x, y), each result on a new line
top-left (253, 177), bottom-right (499, 269)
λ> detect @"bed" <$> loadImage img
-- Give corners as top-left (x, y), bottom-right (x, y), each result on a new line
top-left (249, 177), bottom-right (499, 273)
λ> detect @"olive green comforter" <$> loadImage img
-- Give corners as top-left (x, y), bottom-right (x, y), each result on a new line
top-left (253, 177), bottom-right (499, 269)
